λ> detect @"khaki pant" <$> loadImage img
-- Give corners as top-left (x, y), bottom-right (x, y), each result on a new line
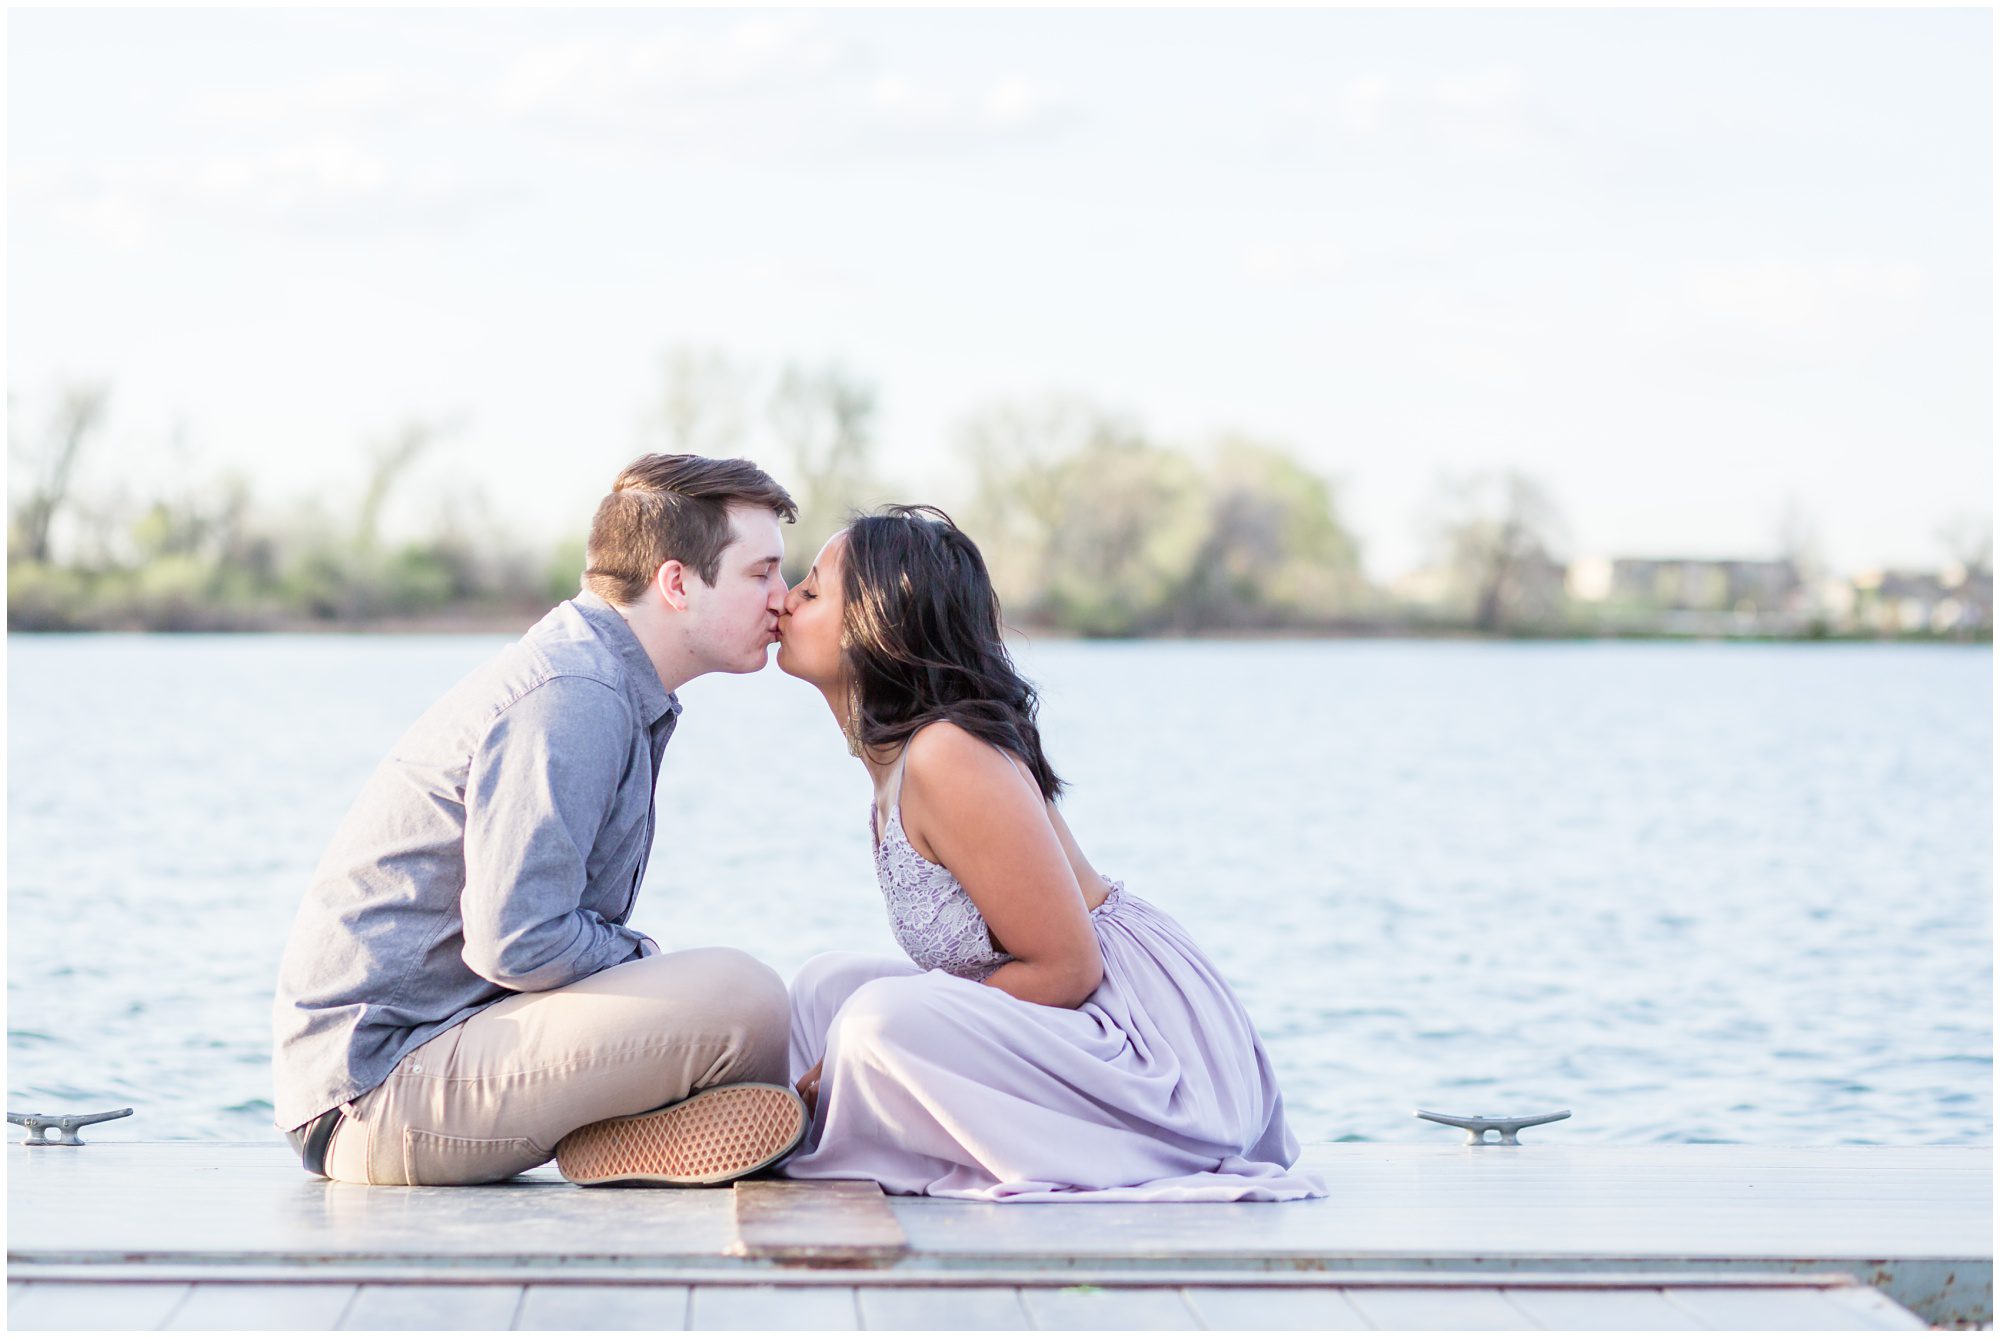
top-left (325, 946), bottom-right (789, 1185)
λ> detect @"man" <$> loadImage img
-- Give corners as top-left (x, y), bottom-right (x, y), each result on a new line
top-left (273, 454), bottom-right (805, 1187)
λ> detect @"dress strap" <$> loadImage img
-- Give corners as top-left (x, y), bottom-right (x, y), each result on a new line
top-left (892, 740), bottom-right (916, 804)
top-left (886, 745), bottom-right (912, 809)
top-left (873, 743), bottom-right (913, 848)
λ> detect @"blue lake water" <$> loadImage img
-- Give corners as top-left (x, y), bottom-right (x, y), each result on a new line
top-left (7, 634), bottom-right (1991, 1145)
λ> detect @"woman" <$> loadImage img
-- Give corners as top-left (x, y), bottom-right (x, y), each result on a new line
top-left (774, 505), bottom-right (1324, 1201)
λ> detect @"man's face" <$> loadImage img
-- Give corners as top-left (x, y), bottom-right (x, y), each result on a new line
top-left (679, 502), bottom-right (788, 675)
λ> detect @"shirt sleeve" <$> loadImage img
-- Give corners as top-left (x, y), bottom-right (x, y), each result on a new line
top-left (460, 675), bottom-right (654, 993)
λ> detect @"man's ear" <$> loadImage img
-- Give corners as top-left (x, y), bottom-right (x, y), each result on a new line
top-left (654, 560), bottom-right (692, 613)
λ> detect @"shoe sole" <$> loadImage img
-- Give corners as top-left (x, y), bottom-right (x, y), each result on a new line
top-left (556, 1083), bottom-right (807, 1188)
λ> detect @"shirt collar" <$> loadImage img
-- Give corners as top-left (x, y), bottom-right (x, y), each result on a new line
top-left (570, 590), bottom-right (683, 726)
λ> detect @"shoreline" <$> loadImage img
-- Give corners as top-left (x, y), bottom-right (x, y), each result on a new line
top-left (4, 618), bottom-right (1990, 644)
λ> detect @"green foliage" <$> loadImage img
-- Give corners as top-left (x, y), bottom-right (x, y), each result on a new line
top-left (24, 368), bottom-right (1945, 640)
top-left (1178, 438), bottom-right (1366, 628)
top-left (8, 562), bottom-right (98, 631)
top-left (1036, 437), bottom-right (1207, 636)
top-left (546, 538), bottom-right (587, 602)
top-left (954, 400), bottom-right (1367, 635)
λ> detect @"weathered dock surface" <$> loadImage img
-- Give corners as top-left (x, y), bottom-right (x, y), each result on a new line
top-left (7, 1141), bottom-right (1987, 1329)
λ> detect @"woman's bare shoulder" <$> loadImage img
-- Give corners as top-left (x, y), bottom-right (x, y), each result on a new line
top-left (902, 721), bottom-right (1032, 806)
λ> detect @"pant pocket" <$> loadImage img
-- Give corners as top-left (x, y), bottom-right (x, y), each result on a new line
top-left (400, 1128), bottom-right (546, 1186)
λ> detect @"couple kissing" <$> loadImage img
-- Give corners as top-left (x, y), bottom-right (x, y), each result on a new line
top-left (272, 453), bottom-right (1324, 1202)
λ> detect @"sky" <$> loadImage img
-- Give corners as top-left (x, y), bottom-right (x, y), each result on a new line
top-left (8, 7), bottom-right (1992, 579)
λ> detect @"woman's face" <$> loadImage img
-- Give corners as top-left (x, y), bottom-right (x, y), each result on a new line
top-left (776, 530), bottom-right (848, 688)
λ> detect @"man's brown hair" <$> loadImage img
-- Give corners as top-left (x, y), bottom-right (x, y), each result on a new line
top-left (583, 454), bottom-right (797, 604)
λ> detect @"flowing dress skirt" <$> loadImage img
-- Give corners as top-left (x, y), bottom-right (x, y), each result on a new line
top-left (782, 885), bottom-right (1327, 1201)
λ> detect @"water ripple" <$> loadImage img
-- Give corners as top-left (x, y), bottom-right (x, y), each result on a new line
top-left (7, 636), bottom-right (1992, 1144)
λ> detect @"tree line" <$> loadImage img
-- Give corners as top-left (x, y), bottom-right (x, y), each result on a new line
top-left (10, 352), bottom-right (1982, 636)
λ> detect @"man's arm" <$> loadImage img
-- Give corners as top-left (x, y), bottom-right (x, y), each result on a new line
top-left (461, 675), bottom-right (654, 993)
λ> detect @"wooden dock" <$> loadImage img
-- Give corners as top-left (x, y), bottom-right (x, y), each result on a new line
top-left (7, 1141), bottom-right (1988, 1329)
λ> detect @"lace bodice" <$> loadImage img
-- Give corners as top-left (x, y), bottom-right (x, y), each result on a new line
top-left (871, 799), bottom-right (1015, 980)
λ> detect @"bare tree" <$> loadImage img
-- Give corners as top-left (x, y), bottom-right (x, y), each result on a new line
top-left (767, 363), bottom-right (879, 577)
top-left (650, 347), bottom-right (750, 456)
top-left (357, 418), bottom-right (458, 550)
top-left (1937, 511), bottom-right (1993, 632)
top-left (1429, 469), bottom-right (1569, 632)
top-left (1937, 512), bottom-right (1993, 577)
top-left (1775, 497), bottom-right (1825, 588)
top-left (954, 395), bottom-right (1147, 607)
top-left (957, 395), bottom-right (1118, 532)
top-left (10, 383), bottom-right (111, 563)
top-left (1175, 437), bottom-right (1364, 630)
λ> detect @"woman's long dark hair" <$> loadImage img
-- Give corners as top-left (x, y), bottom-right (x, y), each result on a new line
top-left (841, 505), bottom-right (1064, 801)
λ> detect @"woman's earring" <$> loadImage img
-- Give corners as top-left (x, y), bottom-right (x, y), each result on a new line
top-left (843, 680), bottom-right (864, 758)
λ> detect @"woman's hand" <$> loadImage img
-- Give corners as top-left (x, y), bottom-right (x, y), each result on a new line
top-left (796, 1059), bottom-right (824, 1117)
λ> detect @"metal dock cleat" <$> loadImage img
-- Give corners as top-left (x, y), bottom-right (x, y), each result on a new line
top-left (8, 1108), bottom-right (133, 1146)
top-left (1416, 1108), bottom-right (1570, 1145)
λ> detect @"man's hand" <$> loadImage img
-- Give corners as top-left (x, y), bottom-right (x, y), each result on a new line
top-left (795, 1059), bottom-right (824, 1117)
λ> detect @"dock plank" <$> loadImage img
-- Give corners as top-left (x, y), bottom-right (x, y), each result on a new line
top-left (12, 1143), bottom-right (1985, 1262)
top-left (338, 1284), bottom-right (524, 1331)
top-left (515, 1285), bottom-right (690, 1330)
top-left (8, 1142), bottom-right (1988, 1327)
top-left (687, 1285), bottom-right (858, 1330)
top-left (1662, 1284), bottom-right (1922, 1331)
top-left (1017, 1286), bottom-right (1202, 1330)
top-left (8, 1281), bottom-right (192, 1330)
top-left (1344, 1285), bottom-right (1540, 1329)
top-left (855, 1287), bottom-right (1030, 1330)
top-left (1500, 1285), bottom-right (1701, 1329)
top-left (733, 1179), bottom-right (906, 1264)
top-left (1183, 1285), bottom-right (1374, 1329)
top-left (165, 1283), bottom-right (358, 1330)
top-left (1815, 1285), bottom-right (1931, 1330)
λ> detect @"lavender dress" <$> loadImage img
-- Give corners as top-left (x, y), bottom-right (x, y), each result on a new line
top-left (781, 769), bottom-right (1327, 1202)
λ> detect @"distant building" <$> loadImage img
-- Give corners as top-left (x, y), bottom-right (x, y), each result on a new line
top-left (1388, 568), bottom-right (1453, 608)
top-left (1941, 562), bottom-right (1994, 633)
top-left (1604, 557), bottom-right (1804, 615)
top-left (1411, 550), bottom-right (1987, 638)
top-left (1851, 568), bottom-right (1990, 634)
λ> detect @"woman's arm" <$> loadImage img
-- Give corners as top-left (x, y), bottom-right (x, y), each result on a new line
top-left (900, 723), bottom-right (1104, 1009)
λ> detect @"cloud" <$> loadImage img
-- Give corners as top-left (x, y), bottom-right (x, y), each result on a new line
top-left (191, 67), bottom-right (419, 127)
top-left (862, 71), bottom-right (1078, 147)
top-left (15, 137), bottom-right (521, 245)
top-left (1241, 240), bottom-right (1347, 287)
top-left (1275, 67), bottom-right (1546, 158)
top-left (496, 14), bottom-right (852, 126)
top-left (489, 15), bottom-right (1077, 160)
top-left (1621, 257), bottom-right (1933, 365)
top-left (1684, 259), bottom-right (1927, 337)
top-left (11, 13), bottom-right (1085, 247)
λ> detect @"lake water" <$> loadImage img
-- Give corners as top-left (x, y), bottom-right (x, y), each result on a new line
top-left (7, 634), bottom-right (1991, 1146)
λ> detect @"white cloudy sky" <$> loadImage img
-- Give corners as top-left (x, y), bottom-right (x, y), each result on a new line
top-left (8, 7), bottom-right (1991, 577)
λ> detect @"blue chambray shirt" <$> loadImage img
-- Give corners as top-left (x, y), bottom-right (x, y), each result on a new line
top-left (271, 592), bottom-right (680, 1131)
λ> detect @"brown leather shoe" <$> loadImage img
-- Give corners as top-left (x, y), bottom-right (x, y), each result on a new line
top-left (555, 1083), bottom-right (807, 1188)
